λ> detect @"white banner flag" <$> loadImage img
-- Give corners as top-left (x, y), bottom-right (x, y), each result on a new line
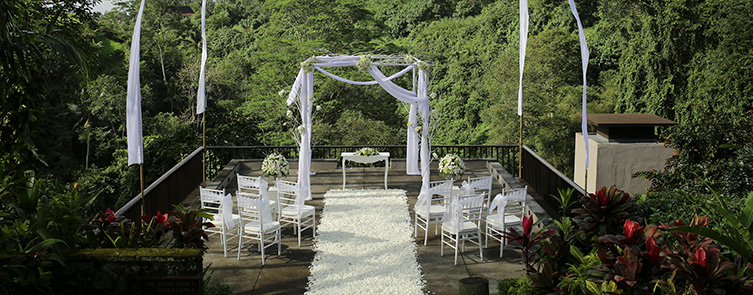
top-left (126, 0), bottom-right (146, 166)
top-left (517, 0), bottom-right (529, 116)
top-left (196, 0), bottom-right (208, 114)
top-left (569, 0), bottom-right (590, 169)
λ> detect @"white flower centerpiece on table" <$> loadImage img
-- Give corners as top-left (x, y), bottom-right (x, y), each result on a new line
top-left (353, 147), bottom-right (380, 157)
top-left (438, 153), bottom-right (465, 180)
top-left (262, 153), bottom-right (289, 180)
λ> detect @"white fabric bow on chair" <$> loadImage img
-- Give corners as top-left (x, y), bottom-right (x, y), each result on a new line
top-left (222, 193), bottom-right (236, 230)
top-left (259, 178), bottom-right (269, 201)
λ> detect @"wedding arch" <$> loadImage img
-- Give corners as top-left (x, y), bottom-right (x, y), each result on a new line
top-left (286, 55), bottom-right (432, 200)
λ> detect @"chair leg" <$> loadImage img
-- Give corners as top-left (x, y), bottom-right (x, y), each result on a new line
top-left (414, 215), bottom-right (418, 238)
top-left (222, 232), bottom-right (228, 258)
top-left (440, 232), bottom-right (444, 256)
top-left (261, 238), bottom-right (266, 265)
top-left (277, 230), bottom-right (281, 255)
top-left (424, 220), bottom-right (429, 246)
top-left (484, 226), bottom-right (489, 248)
top-left (478, 229), bottom-right (483, 261)
top-left (454, 235), bottom-right (460, 265)
top-left (237, 230), bottom-right (243, 260)
top-left (297, 221), bottom-right (302, 247)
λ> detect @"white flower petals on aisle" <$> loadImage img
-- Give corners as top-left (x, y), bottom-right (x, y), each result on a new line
top-left (306, 189), bottom-right (425, 295)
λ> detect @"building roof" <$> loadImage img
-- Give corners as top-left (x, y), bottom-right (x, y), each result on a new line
top-left (580, 113), bottom-right (676, 140)
top-left (585, 113), bottom-right (677, 127)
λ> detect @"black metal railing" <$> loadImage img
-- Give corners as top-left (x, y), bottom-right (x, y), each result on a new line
top-left (115, 147), bottom-right (205, 221)
top-left (521, 145), bottom-right (585, 218)
top-left (115, 144), bottom-right (582, 221)
top-left (205, 145), bottom-right (519, 180)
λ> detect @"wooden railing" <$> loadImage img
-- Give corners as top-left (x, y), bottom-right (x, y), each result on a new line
top-left (521, 145), bottom-right (585, 218)
top-left (115, 147), bottom-right (205, 221)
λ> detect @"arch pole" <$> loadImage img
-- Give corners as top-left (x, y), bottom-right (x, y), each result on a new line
top-left (518, 114), bottom-right (523, 178)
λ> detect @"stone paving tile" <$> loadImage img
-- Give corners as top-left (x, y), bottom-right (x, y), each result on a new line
top-left (188, 162), bottom-right (527, 295)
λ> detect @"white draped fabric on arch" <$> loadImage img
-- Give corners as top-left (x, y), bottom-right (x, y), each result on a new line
top-left (286, 55), bottom-right (432, 200)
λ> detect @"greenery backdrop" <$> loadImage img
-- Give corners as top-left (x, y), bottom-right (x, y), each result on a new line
top-left (1, 0), bottom-right (751, 213)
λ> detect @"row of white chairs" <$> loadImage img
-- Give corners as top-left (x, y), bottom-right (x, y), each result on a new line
top-left (199, 175), bottom-right (316, 265)
top-left (414, 176), bottom-right (528, 264)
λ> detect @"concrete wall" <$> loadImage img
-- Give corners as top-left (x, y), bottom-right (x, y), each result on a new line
top-left (574, 133), bottom-right (674, 195)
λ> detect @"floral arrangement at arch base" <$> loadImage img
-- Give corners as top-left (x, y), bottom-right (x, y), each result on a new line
top-left (354, 147), bottom-right (380, 156)
top-left (438, 153), bottom-right (465, 180)
top-left (262, 153), bottom-right (289, 178)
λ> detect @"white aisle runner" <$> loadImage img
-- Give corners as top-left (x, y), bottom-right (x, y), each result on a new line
top-left (306, 189), bottom-right (425, 294)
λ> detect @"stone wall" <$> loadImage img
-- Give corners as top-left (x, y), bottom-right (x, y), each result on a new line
top-left (56, 248), bottom-right (203, 295)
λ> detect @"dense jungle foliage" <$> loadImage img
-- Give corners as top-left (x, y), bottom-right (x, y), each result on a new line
top-left (2, 0), bottom-right (752, 216)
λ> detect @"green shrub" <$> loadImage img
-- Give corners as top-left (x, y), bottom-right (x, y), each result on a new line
top-left (497, 276), bottom-right (531, 295)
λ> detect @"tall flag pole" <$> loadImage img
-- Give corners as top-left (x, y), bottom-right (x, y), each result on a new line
top-left (517, 0), bottom-right (529, 179)
top-left (126, 0), bottom-right (147, 216)
top-left (197, 0), bottom-right (208, 183)
top-left (568, 0), bottom-right (590, 194)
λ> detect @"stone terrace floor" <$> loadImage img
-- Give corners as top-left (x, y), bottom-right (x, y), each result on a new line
top-left (182, 160), bottom-right (533, 295)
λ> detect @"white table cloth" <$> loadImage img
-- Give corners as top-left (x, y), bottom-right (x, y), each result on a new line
top-left (341, 152), bottom-right (390, 189)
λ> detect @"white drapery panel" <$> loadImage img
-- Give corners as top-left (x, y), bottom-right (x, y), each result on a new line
top-left (126, 0), bottom-right (146, 166)
top-left (287, 55), bottom-right (432, 195)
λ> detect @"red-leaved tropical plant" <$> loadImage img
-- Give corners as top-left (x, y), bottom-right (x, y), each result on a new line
top-left (167, 204), bottom-right (214, 251)
top-left (595, 219), bottom-right (665, 293)
top-left (662, 216), bottom-right (741, 294)
top-left (572, 186), bottom-right (642, 238)
top-left (502, 215), bottom-right (556, 274)
top-left (88, 208), bottom-right (172, 248)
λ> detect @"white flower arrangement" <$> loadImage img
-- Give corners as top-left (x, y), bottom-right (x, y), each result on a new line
top-left (261, 153), bottom-right (289, 178)
top-left (354, 147), bottom-right (380, 156)
top-left (301, 57), bottom-right (316, 73)
top-left (416, 61), bottom-right (428, 71)
top-left (438, 153), bottom-right (465, 180)
top-left (356, 55), bottom-right (372, 72)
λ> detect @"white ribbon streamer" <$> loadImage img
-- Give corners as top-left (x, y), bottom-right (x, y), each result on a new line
top-left (518, 0), bottom-right (529, 116)
top-left (196, 0), bottom-right (208, 114)
top-left (126, 0), bottom-right (146, 166)
top-left (569, 0), bottom-right (590, 169)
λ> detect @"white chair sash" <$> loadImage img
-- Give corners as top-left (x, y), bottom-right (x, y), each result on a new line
top-left (221, 193), bottom-right (236, 230)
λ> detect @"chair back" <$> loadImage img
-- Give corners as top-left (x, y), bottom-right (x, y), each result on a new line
top-left (457, 193), bottom-right (485, 223)
top-left (441, 193), bottom-right (484, 232)
top-left (467, 176), bottom-right (493, 206)
top-left (200, 187), bottom-right (225, 214)
top-left (276, 179), bottom-right (303, 212)
top-left (237, 174), bottom-right (262, 193)
top-left (498, 186), bottom-right (527, 224)
top-left (429, 179), bottom-right (453, 203)
top-left (237, 174), bottom-right (269, 200)
top-left (237, 192), bottom-right (275, 230)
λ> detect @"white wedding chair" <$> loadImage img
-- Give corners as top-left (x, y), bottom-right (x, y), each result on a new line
top-left (276, 179), bottom-right (316, 246)
top-left (440, 192), bottom-right (485, 265)
top-left (236, 192), bottom-right (281, 264)
top-left (485, 186), bottom-right (528, 257)
top-left (414, 179), bottom-right (453, 245)
top-left (466, 176), bottom-right (493, 209)
top-left (199, 187), bottom-right (240, 257)
top-left (237, 174), bottom-right (276, 217)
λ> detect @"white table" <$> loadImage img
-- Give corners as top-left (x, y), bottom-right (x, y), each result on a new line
top-left (341, 152), bottom-right (390, 189)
